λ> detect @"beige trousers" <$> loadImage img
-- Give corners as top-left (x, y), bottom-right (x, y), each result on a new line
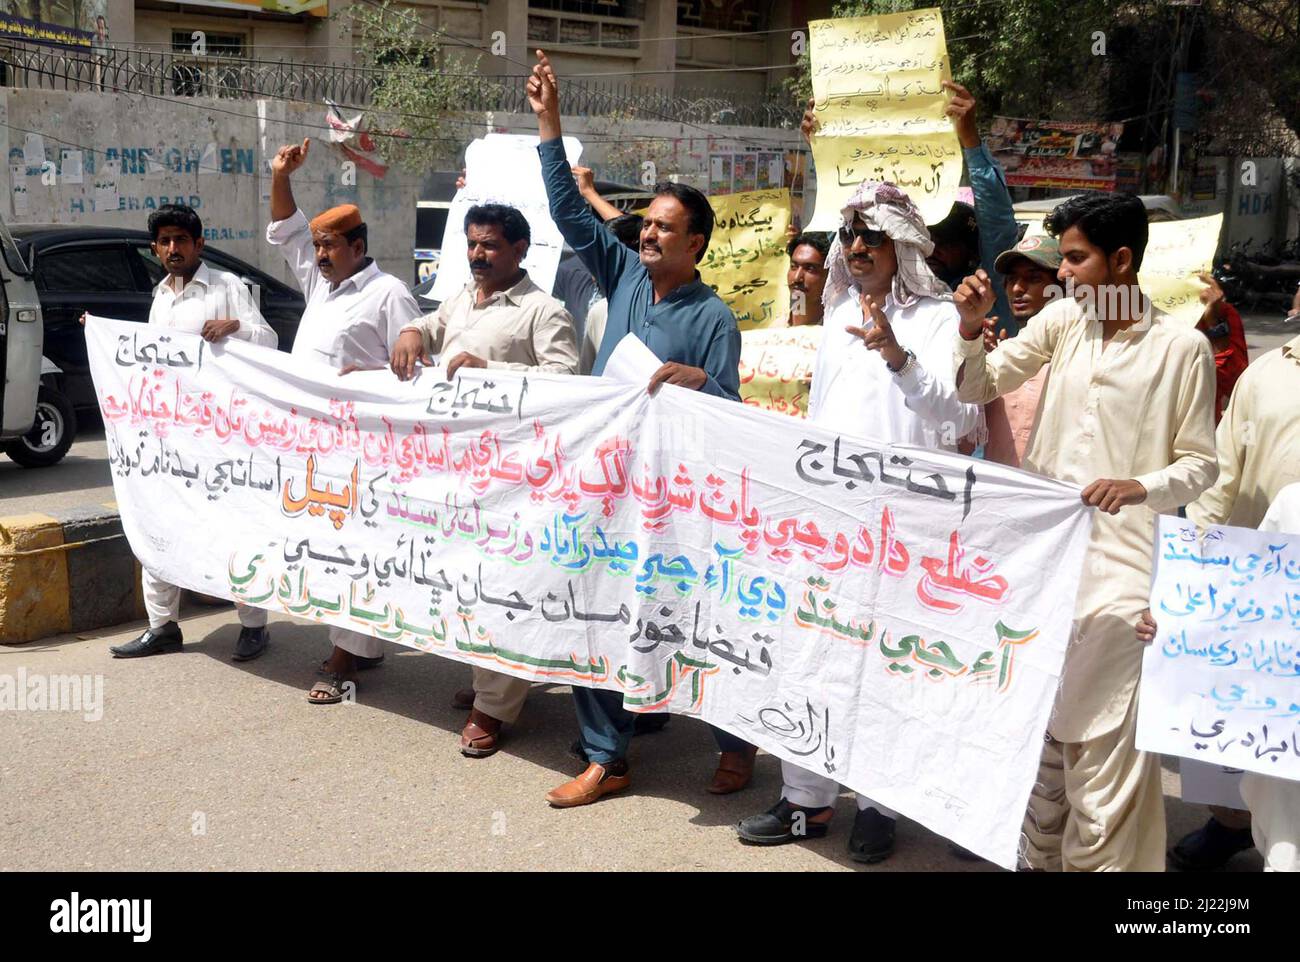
top-left (471, 667), bottom-right (530, 723)
top-left (1241, 773), bottom-right (1299, 872)
top-left (1021, 693), bottom-right (1166, 871)
top-left (143, 568), bottom-right (266, 629)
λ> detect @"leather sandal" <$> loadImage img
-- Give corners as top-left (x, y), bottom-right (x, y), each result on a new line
top-left (459, 707), bottom-right (503, 758)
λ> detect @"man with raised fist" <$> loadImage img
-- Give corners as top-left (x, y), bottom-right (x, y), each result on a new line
top-left (735, 179), bottom-right (983, 864)
top-left (952, 192), bottom-right (1218, 871)
top-left (265, 137), bottom-right (423, 706)
top-left (526, 48), bottom-right (753, 808)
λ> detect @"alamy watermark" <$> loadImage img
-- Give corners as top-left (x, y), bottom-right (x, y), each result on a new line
top-left (1039, 278), bottom-right (1154, 326)
top-left (0, 669), bottom-right (104, 721)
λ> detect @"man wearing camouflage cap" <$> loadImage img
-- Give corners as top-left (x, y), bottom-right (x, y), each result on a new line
top-left (982, 234), bottom-right (1064, 467)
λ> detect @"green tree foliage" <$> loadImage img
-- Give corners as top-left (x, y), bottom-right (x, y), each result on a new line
top-left (787, 0), bottom-right (1162, 120)
top-left (787, 0), bottom-right (1298, 149)
top-left (342, 1), bottom-right (495, 173)
top-left (1201, 0), bottom-right (1300, 150)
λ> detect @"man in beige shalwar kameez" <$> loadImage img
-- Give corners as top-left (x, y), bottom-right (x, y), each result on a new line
top-left (952, 193), bottom-right (1218, 871)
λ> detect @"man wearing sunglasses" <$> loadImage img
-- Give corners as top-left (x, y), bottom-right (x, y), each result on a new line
top-left (736, 180), bottom-right (983, 863)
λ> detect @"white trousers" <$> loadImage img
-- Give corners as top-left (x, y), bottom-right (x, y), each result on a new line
top-left (329, 626), bottom-right (384, 659)
top-left (780, 760), bottom-right (898, 818)
top-left (1241, 772), bottom-right (1299, 872)
top-left (143, 569), bottom-right (266, 629)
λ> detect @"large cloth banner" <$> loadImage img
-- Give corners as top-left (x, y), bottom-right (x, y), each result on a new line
top-left (87, 317), bottom-right (1093, 868)
top-left (807, 8), bottom-right (960, 229)
top-left (1138, 515), bottom-right (1300, 782)
top-left (700, 188), bottom-right (793, 330)
top-left (986, 117), bottom-right (1124, 191)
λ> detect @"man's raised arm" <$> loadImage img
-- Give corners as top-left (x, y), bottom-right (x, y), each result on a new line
top-left (265, 139), bottom-right (317, 297)
top-left (528, 50), bottom-right (634, 295)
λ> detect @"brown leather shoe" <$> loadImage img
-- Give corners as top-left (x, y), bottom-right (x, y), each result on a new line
top-left (459, 707), bottom-right (503, 758)
top-left (545, 761), bottom-right (630, 808)
top-left (451, 687), bottom-right (476, 710)
top-left (708, 745), bottom-right (758, 795)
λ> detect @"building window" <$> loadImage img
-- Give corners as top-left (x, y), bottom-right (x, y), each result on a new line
top-left (169, 31), bottom-right (248, 97)
top-left (170, 31), bottom-right (247, 58)
top-left (677, 1), bottom-right (767, 32)
top-left (529, 1), bottom-right (645, 20)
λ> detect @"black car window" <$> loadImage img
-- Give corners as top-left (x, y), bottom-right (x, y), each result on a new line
top-left (135, 245), bottom-right (167, 287)
top-left (37, 246), bottom-right (138, 293)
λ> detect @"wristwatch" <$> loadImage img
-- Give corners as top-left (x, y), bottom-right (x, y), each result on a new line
top-left (888, 350), bottom-right (917, 377)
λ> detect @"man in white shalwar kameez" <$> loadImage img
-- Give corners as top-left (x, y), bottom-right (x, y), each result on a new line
top-left (108, 203), bottom-right (280, 662)
top-left (1138, 334), bottom-right (1300, 871)
top-left (735, 181), bottom-right (983, 863)
top-left (953, 192), bottom-right (1218, 871)
top-left (265, 138), bottom-right (423, 705)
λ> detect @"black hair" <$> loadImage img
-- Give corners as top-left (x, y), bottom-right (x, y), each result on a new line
top-left (1045, 192), bottom-right (1148, 270)
top-left (344, 222), bottom-right (368, 255)
top-left (605, 213), bottom-right (643, 251)
top-left (787, 231), bottom-right (831, 260)
top-left (652, 181), bottom-right (713, 263)
top-left (147, 204), bottom-right (203, 242)
top-left (465, 203), bottom-right (531, 246)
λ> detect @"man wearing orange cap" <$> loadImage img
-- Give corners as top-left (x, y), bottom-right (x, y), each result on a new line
top-left (266, 138), bottom-right (423, 704)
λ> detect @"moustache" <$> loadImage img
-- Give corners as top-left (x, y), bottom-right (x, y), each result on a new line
top-left (469, 260), bottom-right (491, 270)
top-left (317, 259), bottom-right (333, 270)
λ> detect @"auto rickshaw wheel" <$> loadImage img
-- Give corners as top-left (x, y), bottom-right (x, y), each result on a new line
top-left (4, 386), bottom-right (77, 468)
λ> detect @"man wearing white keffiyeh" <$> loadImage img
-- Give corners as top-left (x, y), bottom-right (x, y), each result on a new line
top-left (736, 182), bottom-right (983, 862)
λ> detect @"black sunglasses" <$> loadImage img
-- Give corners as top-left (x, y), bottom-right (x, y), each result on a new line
top-left (838, 225), bottom-right (887, 248)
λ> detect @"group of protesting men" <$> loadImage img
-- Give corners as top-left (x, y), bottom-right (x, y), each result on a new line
top-left (98, 49), bottom-right (1297, 872)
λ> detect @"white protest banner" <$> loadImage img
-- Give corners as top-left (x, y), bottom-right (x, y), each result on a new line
top-left (1139, 515), bottom-right (1300, 782)
top-left (430, 134), bottom-right (583, 304)
top-left (87, 316), bottom-right (1092, 868)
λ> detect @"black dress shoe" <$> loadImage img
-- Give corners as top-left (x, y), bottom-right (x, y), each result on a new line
top-left (1169, 817), bottom-right (1255, 871)
top-left (232, 626), bottom-right (269, 662)
top-left (110, 622), bottom-right (183, 658)
top-left (736, 798), bottom-right (832, 845)
top-left (847, 807), bottom-right (896, 863)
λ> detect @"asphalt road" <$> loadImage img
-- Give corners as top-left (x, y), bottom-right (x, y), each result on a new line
top-left (1, 311), bottom-right (1295, 518)
top-left (0, 607), bottom-right (1265, 871)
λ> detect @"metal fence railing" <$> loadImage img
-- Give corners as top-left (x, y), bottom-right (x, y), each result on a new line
top-left (0, 41), bottom-right (384, 104)
top-left (0, 40), bottom-right (802, 128)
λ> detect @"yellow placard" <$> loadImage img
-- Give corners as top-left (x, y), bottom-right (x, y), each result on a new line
top-left (700, 188), bottom-right (793, 331)
top-left (1139, 213), bottom-right (1224, 326)
top-left (806, 7), bottom-right (960, 230)
top-left (738, 325), bottom-right (825, 418)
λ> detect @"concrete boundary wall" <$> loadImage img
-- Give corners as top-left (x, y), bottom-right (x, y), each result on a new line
top-left (1, 89), bottom-right (419, 289)
top-left (0, 504), bottom-right (143, 643)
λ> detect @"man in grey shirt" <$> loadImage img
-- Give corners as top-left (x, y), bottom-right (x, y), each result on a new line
top-left (392, 203), bottom-right (579, 758)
